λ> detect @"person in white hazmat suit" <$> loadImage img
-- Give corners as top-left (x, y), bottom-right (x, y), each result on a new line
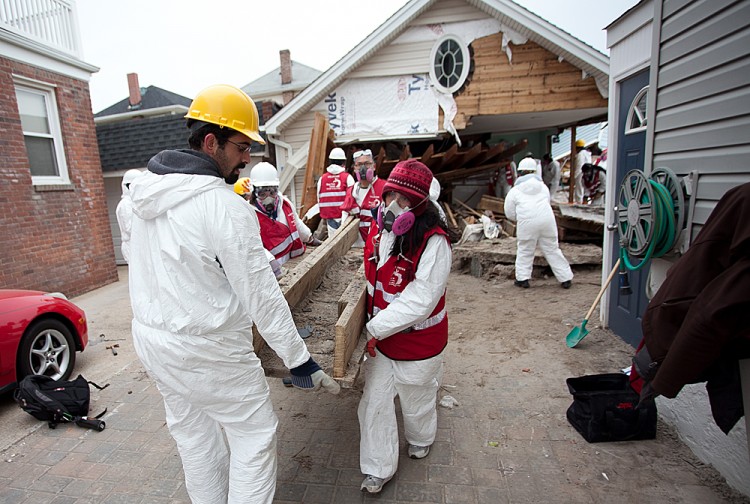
top-left (126, 84), bottom-right (340, 504)
top-left (115, 169), bottom-right (143, 263)
top-left (572, 139), bottom-right (591, 204)
top-left (504, 156), bottom-right (574, 289)
top-left (359, 160), bottom-right (452, 494)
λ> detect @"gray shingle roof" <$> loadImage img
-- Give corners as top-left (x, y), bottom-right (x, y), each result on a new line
top-left (94, 85), bottom-right (192, 117)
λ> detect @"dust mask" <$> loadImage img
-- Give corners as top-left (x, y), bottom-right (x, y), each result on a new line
top-left (382, 199), bottom-right (409, 233)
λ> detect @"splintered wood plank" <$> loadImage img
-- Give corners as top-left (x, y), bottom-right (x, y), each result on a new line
top-left (333, 281), bottom-right (367, 378)
top-left (477, 194), bottom-right (505, 216)
top-left (440, 143), bottom-right (481, 173)
top-left (420, 144), bottom-right (434, 165)
top-left (300, 112), bottom-right (330, 218)
top-left (399, 144), bottom-right (411, 161)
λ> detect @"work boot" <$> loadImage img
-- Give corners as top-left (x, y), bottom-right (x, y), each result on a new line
top-left (514, 279), bottom-right (530, 289)
top-left (561, 280), bottom-right (572, 289)
top-left (408, 444), bottom-right (431, 459)
top-left (361, 475), bottom-right (391, 494)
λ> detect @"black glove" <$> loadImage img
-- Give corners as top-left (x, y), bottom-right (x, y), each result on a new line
top-left (289, 357), bottom-right (340, 394)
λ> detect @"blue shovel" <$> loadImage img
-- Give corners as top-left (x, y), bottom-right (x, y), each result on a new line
top-left (566, 259), bottom-right (621, 348)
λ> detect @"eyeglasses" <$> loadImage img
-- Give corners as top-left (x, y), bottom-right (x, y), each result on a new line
top-left (353, 149), bottom-right (372, 160)
top-left (226, 139), bottom-right (252, 154)
top-left (255, 187), bottom-right (278, 197)
top-left (355, 161), bottom-right (374, 169)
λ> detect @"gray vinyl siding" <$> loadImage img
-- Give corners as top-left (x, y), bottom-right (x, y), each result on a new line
top-left (651, 0), bottom-right (750, 238)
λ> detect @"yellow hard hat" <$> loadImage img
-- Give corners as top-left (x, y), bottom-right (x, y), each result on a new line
top-left (234, 177), bottom-right (252, 195)
top-left (185, 84), bottom-right (265, 145)
top-left (575, 139), bottom-right (586, 148)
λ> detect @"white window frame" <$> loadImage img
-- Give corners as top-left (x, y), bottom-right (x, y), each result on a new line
top-left (13, 75), bottom-right (70, 185)
top-left (430, 34), bottom-right (471, 94)
top-left (625, 86), bottom-right (648, 134)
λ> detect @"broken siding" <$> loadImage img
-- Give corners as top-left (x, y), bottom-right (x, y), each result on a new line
top-left (348, 0), bottom-right (487, 78)
top-left (651, 0), bottom-right (750, 238)
top-left (280, 112), bottom-right (317, 207)
top-left (454, 33), bottom-right (606, 127)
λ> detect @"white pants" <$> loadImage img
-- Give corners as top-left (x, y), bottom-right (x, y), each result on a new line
top-left (133, 321), bottom-right (278, 504)
top-left (515, 235), bottom-right (574, 283)
top-left (574, 169), bottom-right (585, 204)
top-left (358, 350), bottom-right (443, 479)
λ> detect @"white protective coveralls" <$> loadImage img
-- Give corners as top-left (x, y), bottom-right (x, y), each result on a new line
top-left (128, 150), bottom-right (312, 504)
top-left (316, 164), bottom-right (355, 236)
top-left (429, 177), bottom-right (447, 224)
top-left (359, 229), bottom-right (452, 481)
top-left (504, 173), bottom-right (574, 283)
top-left (542, 159), bottom-right (561, 196)
top-left (115, 172), bottom-right (138, 263)
top-left (573, 149), bottom-right (592, 204)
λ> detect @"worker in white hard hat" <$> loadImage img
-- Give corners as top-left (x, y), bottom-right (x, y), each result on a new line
top-left (127, 84), bottom-right (340, 504)
top-left (317, 147), bottom-right (355, 237)
top-left (504, 156), bottom-right (574, 289)
top-left (115, 168), bottom-right (143, 264)
top-left (250, 161), bottom-right (319, 265)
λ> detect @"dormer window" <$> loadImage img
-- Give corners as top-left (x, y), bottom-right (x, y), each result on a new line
top-left (430, 35), bottom-right (471, 94)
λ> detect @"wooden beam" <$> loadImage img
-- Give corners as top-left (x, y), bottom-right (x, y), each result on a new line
top-left (338, 264), bottom-right (366, 316)
top-left (443, 202), bottom-right (458, 229)
top-left (333, 281), bottom-right (367, 378)
top-left (477, 194), bottom-right (505, 216)
top-left (252, 217), bottom-right (360, 354)
top-left (300, 112), bottom-right (330, 218)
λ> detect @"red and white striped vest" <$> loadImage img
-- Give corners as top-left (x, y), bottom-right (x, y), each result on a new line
top-left (256, 198), bottom-right (306, 265)
top-left (341, 178), bottom-right (386, 241)
top-left (318, 171), bottom-right (350, 219)
top-left (364, 226), bottom-right (450, 360)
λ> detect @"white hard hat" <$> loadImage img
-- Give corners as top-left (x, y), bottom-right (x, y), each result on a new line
top-left (249, 162), bottom-right (279, 187)
top-left (121, 169), bottom-right (143, 192)
top-left (517, 157), bottom-right (538, 174)
top-left (329, 147), bottom-right (346, 161)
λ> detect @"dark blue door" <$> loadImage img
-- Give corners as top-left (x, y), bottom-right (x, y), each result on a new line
top-left (608, 70), bottom-right (649, 347)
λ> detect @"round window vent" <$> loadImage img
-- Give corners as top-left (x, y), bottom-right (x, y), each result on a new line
top-left (430, 35), bottom-right (471, 94)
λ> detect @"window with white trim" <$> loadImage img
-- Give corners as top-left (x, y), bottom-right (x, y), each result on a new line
top-left (14, 78), bottom-right (69, 185)
top-left (430, 35), bottom-right (471, 94)
top-left (626, 86), bottom-right (648, 134)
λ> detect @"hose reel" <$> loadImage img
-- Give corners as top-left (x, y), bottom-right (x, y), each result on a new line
top-left (613, 167), bottom-right (687, 293)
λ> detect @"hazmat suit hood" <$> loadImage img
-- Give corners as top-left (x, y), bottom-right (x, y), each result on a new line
top-left (131, 149), bottom-right (225, 221)
top-left (326, 163), bottom-right (346, 175)
top-left (514, 173), bottom-right (545, 196)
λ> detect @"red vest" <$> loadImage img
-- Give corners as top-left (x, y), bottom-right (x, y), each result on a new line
top-left (255, 198), bottom-right (306, 265)
top-left (364, 226), bottom-right (450, 361)
top-left (341, 178), bottom-right (386, 241)
top-left (318, 171), bottom-right (350, 219)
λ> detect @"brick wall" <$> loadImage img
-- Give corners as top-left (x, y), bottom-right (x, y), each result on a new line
top-left (0, 57), bottom-right (118, 297)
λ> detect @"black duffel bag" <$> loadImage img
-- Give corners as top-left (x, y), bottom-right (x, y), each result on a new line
top-left (565, 373), bottom-right (657, 443)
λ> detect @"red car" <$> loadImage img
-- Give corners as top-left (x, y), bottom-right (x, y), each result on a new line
top-left (0, 290), bottom-right (88, 394)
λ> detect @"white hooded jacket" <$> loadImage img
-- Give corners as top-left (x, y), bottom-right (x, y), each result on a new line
top-left (128, 151), bottom-right (309, 370)
top-left (504, 174), bottom-right (557, 240)
top-left (116, 179), bottom-right (134, 263)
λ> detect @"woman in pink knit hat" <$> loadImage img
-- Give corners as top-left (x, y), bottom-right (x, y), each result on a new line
top-left (358, 159), bottom-right (453, 494)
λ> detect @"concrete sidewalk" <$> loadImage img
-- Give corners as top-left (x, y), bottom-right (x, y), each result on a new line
top-left (0, 270), bottom-right (747, 503)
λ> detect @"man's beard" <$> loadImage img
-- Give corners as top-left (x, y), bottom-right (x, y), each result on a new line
top-left (224, 163), bottom-right (245, 184)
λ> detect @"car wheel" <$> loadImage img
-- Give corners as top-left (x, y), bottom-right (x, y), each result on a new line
top-left (17, 319), bottom-right (76, 381)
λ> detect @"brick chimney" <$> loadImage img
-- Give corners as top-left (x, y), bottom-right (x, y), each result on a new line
top-left (127, 73), bottom-right (142, 108)
top-left (279, 49), bottom-right (294, 105)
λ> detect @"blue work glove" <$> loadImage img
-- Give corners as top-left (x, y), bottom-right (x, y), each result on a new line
top-left (289, 358), bottom-right (340, 394)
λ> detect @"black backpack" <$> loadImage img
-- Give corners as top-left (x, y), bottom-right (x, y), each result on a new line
top-left (14, 374), bottom-right (108, 431)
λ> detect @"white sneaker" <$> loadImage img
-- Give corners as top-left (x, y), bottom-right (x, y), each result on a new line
top-left (408, 444), bottom-right (431, 459)
top-left (360, 474), bottom-right (391, 493)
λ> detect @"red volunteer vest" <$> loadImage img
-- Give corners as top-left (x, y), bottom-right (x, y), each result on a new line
top-left (341, 178), bottom-right (386, 241)
top-left (256, 198), bottom-right (306, 265)
top-left (364, 226), bottom-right (450, 361)
top-left (318, 172), bottom-right (350, 219)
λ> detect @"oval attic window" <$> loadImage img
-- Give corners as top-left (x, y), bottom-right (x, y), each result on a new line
top-left (430, 35), bottom-right (471, 94)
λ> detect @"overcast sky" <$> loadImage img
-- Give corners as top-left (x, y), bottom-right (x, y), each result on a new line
top-left (76, 0), bottom-right (639, 113)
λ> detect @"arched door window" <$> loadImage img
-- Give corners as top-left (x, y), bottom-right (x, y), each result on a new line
top-left (626, 86), bottom-right (648, 133)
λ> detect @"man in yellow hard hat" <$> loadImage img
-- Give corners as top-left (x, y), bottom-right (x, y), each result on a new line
top-left (126, 84), bottom-right (340, 504)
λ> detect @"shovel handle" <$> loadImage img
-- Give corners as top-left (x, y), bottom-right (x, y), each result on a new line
top-left (584, 258), bottom-right (621, 321)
